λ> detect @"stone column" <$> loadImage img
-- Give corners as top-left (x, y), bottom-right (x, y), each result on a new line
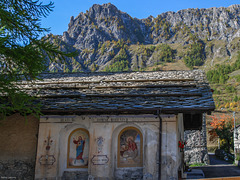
top-left (202, 113), bottom-right (209, 164)
top-left (184, 113), bottom-right (209, 164)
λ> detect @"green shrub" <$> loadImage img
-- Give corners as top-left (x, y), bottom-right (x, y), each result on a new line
top-left (226, 86), bottom-right (236, 93)
top-left (236, 154), bottom-right (240, 161)
top-left (234, 95), bottom-right (238, 102)
top-left (184, 36), bottom-right (205, 68)
top-left (104, 48), bottom-right (130, 72)
top-left (155, 44), bottom-right (175, 64)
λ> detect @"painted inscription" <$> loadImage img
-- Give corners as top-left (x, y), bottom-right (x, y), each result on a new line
top-left (91, 155), bottom-right (109, 165)
top-left (39, 155), bottom-right (56, 165)
top-left (67, 128), bottom-right (89, 168)
top-left (118, 127), bottom-right (142, 167)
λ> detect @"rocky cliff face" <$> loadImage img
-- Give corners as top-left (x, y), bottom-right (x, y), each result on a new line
top-left (46, 3), bottom-right (240, 72)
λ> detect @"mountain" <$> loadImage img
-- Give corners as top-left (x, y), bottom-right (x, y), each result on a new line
top-left (45, 3), bottom-right (240, 73)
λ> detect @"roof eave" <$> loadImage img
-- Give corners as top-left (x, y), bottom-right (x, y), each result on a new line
top-left (41, 107), bottom-right (215, 115)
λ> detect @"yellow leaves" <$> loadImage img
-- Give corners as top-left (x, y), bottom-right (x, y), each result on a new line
top-left (231, 107), bottom-right (237, 112)
top-left (224, 102), bottom-right (238, 111)
top-left (224, 102), bottom-right (237, 110)
top-left (230, 102), bottom-right (237, 108)
top-left (225, 102), bottom-right (230, 108)
top-left (220, 139), bottom-right (227, 146)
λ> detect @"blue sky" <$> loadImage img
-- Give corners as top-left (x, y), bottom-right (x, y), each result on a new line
top-left (41, 0), bottom-right (240, 36)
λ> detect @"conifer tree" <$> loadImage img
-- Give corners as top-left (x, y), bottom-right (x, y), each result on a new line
top-left (0, 0), bottom-right (72, 117)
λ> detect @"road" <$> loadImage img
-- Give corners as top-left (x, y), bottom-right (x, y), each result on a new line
top-left (208, 153), bottom-right (232, 165)
top-left (193, 153), bottom-right (240, 178)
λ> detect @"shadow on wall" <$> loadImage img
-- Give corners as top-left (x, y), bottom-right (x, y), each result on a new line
top-left (0, 113), bottom-right (39, 179)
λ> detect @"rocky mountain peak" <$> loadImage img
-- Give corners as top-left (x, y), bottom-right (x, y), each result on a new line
top-left (62, 3), bottom-right (145, 50)
top-left (88, 3), bottom-right (120, 18)
top-left (48, 3), bottom-right (240, 73)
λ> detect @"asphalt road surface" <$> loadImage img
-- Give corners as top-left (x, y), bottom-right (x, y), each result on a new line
top-left (193, 153), bottom-right (240, 178)
top-left (208, 153), bottom-right (232, 165)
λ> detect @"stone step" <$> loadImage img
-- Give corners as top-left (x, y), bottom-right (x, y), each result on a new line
top-left (186, 169), bottom-right (205, 179)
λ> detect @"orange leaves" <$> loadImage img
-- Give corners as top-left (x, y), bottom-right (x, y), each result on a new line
top-left (208, 114), bottom-right (234, 141)
top-left (210, 114), bottom-right (233, 130)
top-left (208, 114), bottom-right (234, 153)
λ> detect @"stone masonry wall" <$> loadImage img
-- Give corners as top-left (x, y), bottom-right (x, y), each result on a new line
top-left (184, 114), bottom-right (209, 164)
top-left (0, 114), bottom-right (39, 179)
top-left (234, 126), bottom-right (240, 159)
top-left (0, 160), bottom-right (35, 180)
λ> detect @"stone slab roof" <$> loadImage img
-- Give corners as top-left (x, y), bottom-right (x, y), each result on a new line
top-left (18, 70), bottom-right (215, 115)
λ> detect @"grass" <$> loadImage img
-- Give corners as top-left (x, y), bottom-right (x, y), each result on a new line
top-left (189, 163), bottom-right (206, 167)
top-left (146, 60), bottom-right (189, 71)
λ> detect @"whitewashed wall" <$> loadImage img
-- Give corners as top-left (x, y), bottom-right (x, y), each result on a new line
top-left (35, 114), bottom-right (184, 180)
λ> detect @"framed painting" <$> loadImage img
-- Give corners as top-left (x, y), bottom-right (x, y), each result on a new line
top-left (67, 128), bottom-right (89, 168)
top-left (118, 127), bottom-right (143, 167)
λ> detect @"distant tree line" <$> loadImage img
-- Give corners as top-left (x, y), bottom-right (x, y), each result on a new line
top-left (184, 35), bottom-right (205, 68)
top-left (207, 52), bottom-right (240, 83)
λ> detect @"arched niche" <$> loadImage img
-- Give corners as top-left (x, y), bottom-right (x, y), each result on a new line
top-left (117, 127), bottom-right (143, 168)
top-left (67, 128), bottom-right (89, 168)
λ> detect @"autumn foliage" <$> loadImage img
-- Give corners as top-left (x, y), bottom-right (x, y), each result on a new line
top-left (208, 114), bottom-right (234, 153)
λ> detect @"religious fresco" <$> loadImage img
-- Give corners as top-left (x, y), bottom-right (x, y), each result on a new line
top-left (118, 127), bottom-right (142, 167)
top-left (67, 128), bottom-right (89, 168)
top-left (96, 136), bottom-right (104, 154)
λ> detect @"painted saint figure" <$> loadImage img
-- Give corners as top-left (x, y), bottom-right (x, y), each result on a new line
top-left (73, 136), bottom-right (85, 163)
top-left (127, 136), bottom-right (137, 151)
top-left (118, 128), bottom-right (142, 167)
top-left (121, 136), bottom-right (138, 159)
